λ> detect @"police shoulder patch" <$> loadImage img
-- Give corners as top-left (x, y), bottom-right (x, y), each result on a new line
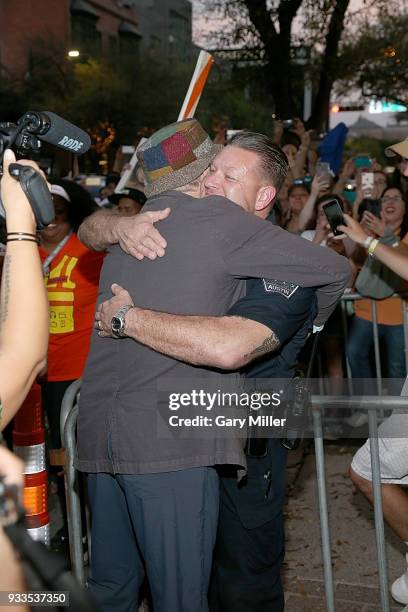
top-left (262, 278), bottom-right (299, 299)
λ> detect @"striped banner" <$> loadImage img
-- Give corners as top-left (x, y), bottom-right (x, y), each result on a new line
top-left (115, 50), bottom-right (214, 194)
top-left (178, 50), bottom-right (214, 121)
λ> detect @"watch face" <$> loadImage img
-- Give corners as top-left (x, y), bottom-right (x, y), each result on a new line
top-left (111, 316), bottom-right (122, 333)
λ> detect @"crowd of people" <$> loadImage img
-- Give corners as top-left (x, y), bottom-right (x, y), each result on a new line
top-left (1, 117), bottom-right (408, 612)
top-left (271, 119), bottom-right (408, 386)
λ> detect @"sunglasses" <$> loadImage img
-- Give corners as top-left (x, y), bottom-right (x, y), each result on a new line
top-left (381, 195), bottom-right (403, 203)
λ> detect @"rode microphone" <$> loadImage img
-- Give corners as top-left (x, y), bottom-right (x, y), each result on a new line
top-left (19, 111), bottom-right (91, 155)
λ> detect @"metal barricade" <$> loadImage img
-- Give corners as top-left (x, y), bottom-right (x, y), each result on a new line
top-left (60, 379), bottom-right (85, 585)
top-left (332, 292), bottom-right (408, 387)
top-left (59, 379), bottom-right (408, 610)
top-left (312, 394), bottom-right (408, 612)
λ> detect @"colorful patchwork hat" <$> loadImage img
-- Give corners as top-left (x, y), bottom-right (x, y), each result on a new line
top-left (137, 119), bottom-right (223, 197)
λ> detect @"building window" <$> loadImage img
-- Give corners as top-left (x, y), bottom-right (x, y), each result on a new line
top-left (119, 33), bottom-right (140, 60)
top-left (149, 35), bottom-right (161, 54)
top-left (169, 9), bottom-right (191, 60)
top-left (106, 35), bottom-right (118, 64)
top-left (118, 21), bottom-right (141, 61)
top-left (71, 14), bottom-right (101, 57)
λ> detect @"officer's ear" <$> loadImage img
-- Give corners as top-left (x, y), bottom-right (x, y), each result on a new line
top-left (255, 185), bottom-right (276, 212)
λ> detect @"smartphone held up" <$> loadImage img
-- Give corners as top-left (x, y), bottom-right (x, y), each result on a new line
top-left (323, 198), bottom-right (346, 236)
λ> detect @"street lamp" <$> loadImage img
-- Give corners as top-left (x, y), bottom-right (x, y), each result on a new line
top-left (67, 50), bottom-right (80, 58)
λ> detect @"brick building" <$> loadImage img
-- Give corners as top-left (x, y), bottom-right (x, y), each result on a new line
top-left (136, 0), bottom-right (193, 60)
top-left (0, 0), bottom-right (193, 80)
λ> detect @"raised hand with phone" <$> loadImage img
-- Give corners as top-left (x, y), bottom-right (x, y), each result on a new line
top-left (361, 171), bottom-right (374, 198)
top-left (313, 206), bottom-right (331, 245)
top-left (293, 174), bottom-right (333, 235)
top-left (323, 197), bottom-right (346, 236)
top-left (360, 210), bottom-right (385, 237)
top-left (312, 171), bottom-right (331, 196)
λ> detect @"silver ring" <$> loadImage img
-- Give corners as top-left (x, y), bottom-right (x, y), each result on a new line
top-left (98, 320), bottom-right (103, 331)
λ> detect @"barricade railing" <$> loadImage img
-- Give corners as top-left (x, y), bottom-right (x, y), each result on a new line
top-left (312, 394), bottom-right (408, 612)
top-left (331, 292), bottom-right (408, 395)
top-left (60, 379), bottom-right (84, 585)
top-left (59, 378), bottom-right (408, 610)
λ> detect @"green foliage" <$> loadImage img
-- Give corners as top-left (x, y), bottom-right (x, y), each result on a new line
top-left (337, 12), bottom-right (408, 106)
top-left (197, 68), bottom-right (275, 135)
top-left (344, 137), bottom-right (390, 166)
top-left (128, 54), bottom-right (196, 132)
top-left (200, 0), bottom-right (408, 128)
top-left (0, 33), bottom-right (276, 148)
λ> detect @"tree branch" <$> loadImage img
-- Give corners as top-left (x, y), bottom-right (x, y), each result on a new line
top-left (309, 0), bottom-right (351, 128)
top-left (244, 0), bottom-right (277, 45)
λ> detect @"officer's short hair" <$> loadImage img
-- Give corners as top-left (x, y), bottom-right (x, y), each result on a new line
top-left (229, 131), bottom-right (289, 192)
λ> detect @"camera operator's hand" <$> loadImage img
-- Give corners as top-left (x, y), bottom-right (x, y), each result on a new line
top-left (1, 149), bottom-right (46, 232)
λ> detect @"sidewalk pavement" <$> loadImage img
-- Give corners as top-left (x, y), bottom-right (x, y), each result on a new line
top-left (283, 441), bottom-right (406, 611)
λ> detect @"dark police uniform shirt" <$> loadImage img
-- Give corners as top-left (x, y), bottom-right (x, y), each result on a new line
top-left (229, 279), bottom-right (317, 379)
top-left (221, 223), bottom-right (318, 528)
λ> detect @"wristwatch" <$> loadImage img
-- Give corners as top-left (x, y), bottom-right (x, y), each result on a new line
top-left (111, 305), bottom-right (134, 338)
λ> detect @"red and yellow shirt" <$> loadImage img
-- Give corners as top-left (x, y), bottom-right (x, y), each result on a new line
top-left (40, 234), bottom-right (104, 381)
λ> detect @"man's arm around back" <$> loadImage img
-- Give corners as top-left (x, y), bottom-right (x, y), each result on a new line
top-left (77, 207), bottom-right (171, 259)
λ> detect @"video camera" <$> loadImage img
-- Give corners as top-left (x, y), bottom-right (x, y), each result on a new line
top-left (0, 111), bottom-right (91, 229)
top-left (0, 476), bottom-right (98, 612)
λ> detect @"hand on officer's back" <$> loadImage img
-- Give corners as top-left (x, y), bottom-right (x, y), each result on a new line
top-left (114, 207), bottom-right (171, 260)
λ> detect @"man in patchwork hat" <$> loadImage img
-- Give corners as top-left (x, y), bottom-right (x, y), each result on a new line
top-left (77, 119), bottom-right (351, 612)
top-left (138, 118), bottom-right (221, 197)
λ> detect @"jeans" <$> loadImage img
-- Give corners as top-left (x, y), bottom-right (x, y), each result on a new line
top-left (87, 468), bottom-right (219, 612)
top-left (346, 315), bottom-right (406, 378)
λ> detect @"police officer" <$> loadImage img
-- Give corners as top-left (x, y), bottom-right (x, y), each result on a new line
top-left (202, 139), bottom-right (318, 607)
top-left (210, 275), bottom-right (317, 611)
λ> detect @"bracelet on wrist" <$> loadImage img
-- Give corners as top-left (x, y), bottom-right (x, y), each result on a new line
top-left (7, 232), bottom-right (38, 240)
top-left (7, 237), bottom-right (39, 244)
top-left (368, 238), bottom-right (379, 256)
top-left (363, 236), bottom-right (373, 249)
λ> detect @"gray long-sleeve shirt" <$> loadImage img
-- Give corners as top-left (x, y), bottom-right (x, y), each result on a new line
top-left (76, 191), bottom-right (351, 474)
